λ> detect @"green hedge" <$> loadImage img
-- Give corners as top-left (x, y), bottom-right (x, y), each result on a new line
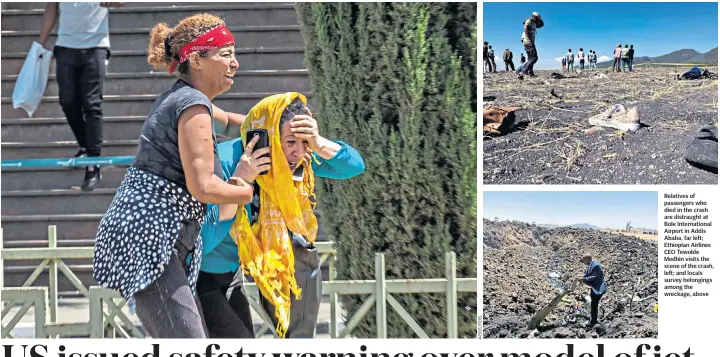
top-left (296, 2), bottom-right (477, 338)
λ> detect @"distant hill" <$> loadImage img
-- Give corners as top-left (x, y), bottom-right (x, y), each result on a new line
top-left (568, 223), bottom-right (600, 230)
top-left (597, 48), bottom-right (718, 68)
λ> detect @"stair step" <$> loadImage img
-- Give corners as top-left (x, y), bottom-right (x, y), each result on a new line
top-left (1, 92), bottom-right (312, 119)
top-left (2, 25), bottom-right (304, 53)
top-left (2, 140), bottom-right (137, 159)
top-left (1, 69), bottom-right (310, 97)
top-left (1, 165), bottom-right (129, 191)
top-left (2, 189), bottom-right (117, 215)
top-left (1, 214), bottom-right (104, 242)
top-left (1, 4), bottom-right (299, 31)
top-left (1, 46), bottom-right (306, 75)
top-left (1, 116), bottom-right (145, 143)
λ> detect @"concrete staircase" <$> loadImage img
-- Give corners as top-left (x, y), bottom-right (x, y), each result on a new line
top-left (1, 2), bottom-right (312, 292)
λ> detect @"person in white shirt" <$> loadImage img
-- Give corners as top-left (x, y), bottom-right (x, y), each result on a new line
top-left (578, 48), bottom-right (585, 71)
top-left (39, 2), bottom-right (125, 190)
top-left (566, 49), bottom-right (574, 71)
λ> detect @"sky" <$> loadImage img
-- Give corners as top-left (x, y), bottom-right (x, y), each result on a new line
top-left (483, 191), bottom-right (658, 230)
top-left (483, 2), bottom-right (719, 70)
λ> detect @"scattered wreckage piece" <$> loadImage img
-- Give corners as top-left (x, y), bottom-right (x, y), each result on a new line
top-left (484, 106), bottom-right (521, 135)
top-left (677, 67), bottom-right (718, 80)
top-left (684, 124), bottom-right (718, 174)
top-left (588, 104), bottom-right (641, 132)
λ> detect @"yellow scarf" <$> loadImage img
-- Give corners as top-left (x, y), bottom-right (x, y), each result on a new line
top-left (229, 92), bottom-right (318, 338)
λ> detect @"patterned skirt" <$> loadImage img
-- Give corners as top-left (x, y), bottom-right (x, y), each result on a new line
top-left (93, 166), bottom-right (205, 304)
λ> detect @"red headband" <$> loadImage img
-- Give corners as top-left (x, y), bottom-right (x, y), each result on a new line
top-left (168, 24), bottom-right (235, 74)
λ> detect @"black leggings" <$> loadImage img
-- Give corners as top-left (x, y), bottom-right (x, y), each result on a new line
top-left (133, 220), bottom-right (208, 338)
top-left (196, 270), bottom-right (255, 338)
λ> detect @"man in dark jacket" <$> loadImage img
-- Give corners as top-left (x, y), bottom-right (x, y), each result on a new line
top-left (503, 49), bottom-right (515, 72)
top-left (520, 53), bottom-right (526, 65)
top-left (578, 254), bottom-right (607, 327)
top-left (628, 45), bottom-right (635, 72)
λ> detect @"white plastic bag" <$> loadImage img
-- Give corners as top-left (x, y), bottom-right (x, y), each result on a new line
top-left (12, 42), bottom-right (53, 118)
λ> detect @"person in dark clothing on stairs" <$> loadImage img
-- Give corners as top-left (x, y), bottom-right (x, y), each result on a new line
top-left (578, 253), bottom-right (607, 328)
top-left (38, 2), bottom-right (125, 190)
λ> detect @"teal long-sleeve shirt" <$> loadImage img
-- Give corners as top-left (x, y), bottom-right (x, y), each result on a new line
top-left (199, 137), bottom-right (365, 274)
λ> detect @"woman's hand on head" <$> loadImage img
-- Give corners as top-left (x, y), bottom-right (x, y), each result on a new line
top-left (290, 113), bottom-right (323, 152)
top-left (232, 134), bottom-right (271, 184)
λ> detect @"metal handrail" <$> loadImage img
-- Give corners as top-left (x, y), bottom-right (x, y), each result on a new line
top-left (1, 156), bottom-right (135, 169)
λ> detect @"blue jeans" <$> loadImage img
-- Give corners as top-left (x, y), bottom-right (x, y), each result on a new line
top-left (629, 59), bottom-right (634, 72)
top-left (622, 58), bottom-right (630, 72)
top-left (590, 62), bottom-right (597, 70)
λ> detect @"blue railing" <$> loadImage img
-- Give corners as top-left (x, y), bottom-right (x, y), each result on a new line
top-left (1, 156), bottom-right (135, 169)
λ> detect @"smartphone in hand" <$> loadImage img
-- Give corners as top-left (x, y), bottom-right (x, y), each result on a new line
top-left (246, 129), bottom-right (269, 175)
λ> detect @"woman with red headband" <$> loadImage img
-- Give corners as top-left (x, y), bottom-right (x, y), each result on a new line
top-left (92, 14), bottom-right (262, 338)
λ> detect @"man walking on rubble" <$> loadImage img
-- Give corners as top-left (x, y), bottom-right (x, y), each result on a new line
top-left (578, 253), bottom-right (607, 328)
top-left (503, 48), bottom-right (515, 72)
top-left (518, 11), bottom-right (543, 80)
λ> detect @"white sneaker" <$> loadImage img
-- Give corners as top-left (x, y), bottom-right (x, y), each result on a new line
top-left (589, 104), bottom-right (641, 131)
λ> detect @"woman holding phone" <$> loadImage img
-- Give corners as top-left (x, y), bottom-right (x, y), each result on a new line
top-left (93, 14), bottom-right (256, 338)
top-left (196, 93), bottom-right (365, 338)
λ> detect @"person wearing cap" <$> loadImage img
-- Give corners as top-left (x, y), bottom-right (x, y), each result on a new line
top-left (519, 11), bottom-right (543, 80)
top-left (577, 254), bottom-right (607, 327)
top-left (613, 44), bottom-right (623, 72)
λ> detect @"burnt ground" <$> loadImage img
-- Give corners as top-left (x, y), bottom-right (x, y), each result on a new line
top-left (483, 67), bottom-right (718, 184)
top-left (482, 219), bottom-right (658, 339)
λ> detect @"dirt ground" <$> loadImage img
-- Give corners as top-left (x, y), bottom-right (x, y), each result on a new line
top-left (483, 67), bottom-right (718, 184)
top-left (483, 219), bottom-right (658, 339)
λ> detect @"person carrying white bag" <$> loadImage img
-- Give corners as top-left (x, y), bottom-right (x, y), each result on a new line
top-left (12, 42), bottom-right (53, 118)
top-left (36, 2), bottom-right (124, 190)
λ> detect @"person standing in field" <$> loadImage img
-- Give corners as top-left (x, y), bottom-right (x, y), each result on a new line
top-left (578, 254), bottom-right (607, 328)
top-left (628, 45), bottom-right (635, 72)
top-left (503, 48), bottom-right (515, 72)
top-left (621, 44), bottom-right (630, 72)
top-left (518, 11), bottom-right (543, 80)
top-left (487, 45), bottom-right (497, 73)
top-left (566, 49), bottom-right (574, 71)
top-left (578, 48), bottom-right (585, 71)
top-left (561, 57), bottom-right (566, 71)
top-left (613, 44), bottom-right (622, 72)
